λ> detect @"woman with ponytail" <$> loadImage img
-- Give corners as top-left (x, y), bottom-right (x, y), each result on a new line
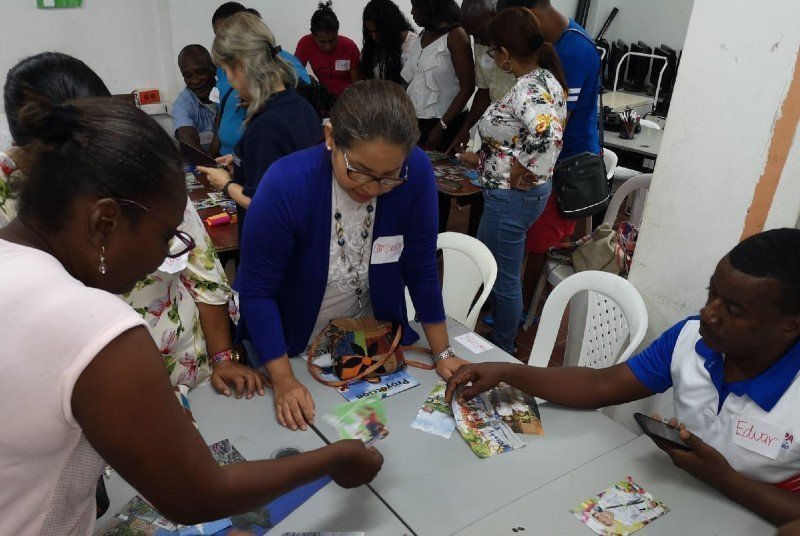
top-left (198, 12), bottom-right (322, 231)
top-left (295, 1), bottom-right (361, 98)
top-left (457, 7), bottom-right (567, 355)
top-left (0, 72), bottom-right (381, 536)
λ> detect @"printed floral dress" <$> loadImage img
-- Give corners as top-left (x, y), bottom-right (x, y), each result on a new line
top-left (0, 152), bottom-right (20, 228)
top-left (1, 155), bottom-right (233, 387)
top-left (121, 198), bottom-right (234, 388)
top-left (477, 68), bottom-right (567, 190)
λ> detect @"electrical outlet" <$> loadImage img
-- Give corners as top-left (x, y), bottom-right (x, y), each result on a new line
top-left (135, 88), bottom-right (161, 105)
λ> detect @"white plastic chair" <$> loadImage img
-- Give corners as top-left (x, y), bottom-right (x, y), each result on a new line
top-left (639, 119), bottom-right (661, 130)
top-left (603, 148), bottom-right (618, 181)
top-left (406, 232), bottom-right (497, 330)
top-left (527, 271), bottom-right (648, 369)
top-left (523, 174), bottom-right (652, 330)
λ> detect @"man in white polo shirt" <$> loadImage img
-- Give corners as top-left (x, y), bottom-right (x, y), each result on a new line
top-left (446, 228), bottom-right (800, 525)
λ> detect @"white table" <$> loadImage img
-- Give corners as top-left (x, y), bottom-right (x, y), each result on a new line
top-left (603, 126), bottom-right (663, 159)
top-left (95, 384), bottom-right (410, 535)
top-left (296, 318), bottom-right (638, 535)
top-left (603, 91), bottom-right (653, 113)
top-left (455, 435), bottom-right (772, 535)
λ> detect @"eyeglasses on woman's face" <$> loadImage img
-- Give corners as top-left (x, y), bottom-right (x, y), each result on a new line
top-left (341, 150), bottom-right (408, 188)
top-left (113, 198), bottom-right (195, 258)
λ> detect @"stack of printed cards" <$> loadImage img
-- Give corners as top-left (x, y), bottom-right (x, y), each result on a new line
top-left (570, 477), bottom-right (669, 535)
top-left (451, 383), bottom-right (544, 458)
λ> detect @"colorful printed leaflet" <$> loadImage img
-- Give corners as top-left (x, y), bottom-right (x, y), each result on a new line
top-left (411, 380), bottom-right (457, 439)
top-left (570, 477), bottom-right (669, 535)
top-left (324, 396), bottom-right (390, 446)
top-left (452, 383), bottom-right (543, 458)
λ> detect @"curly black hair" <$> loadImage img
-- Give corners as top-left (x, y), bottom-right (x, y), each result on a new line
top-left (728, 228), bottom-right (800, 315)
top-left (411, 0), bottom-right (461, 30)
top-left (361, 0), bottom-right (415, 84)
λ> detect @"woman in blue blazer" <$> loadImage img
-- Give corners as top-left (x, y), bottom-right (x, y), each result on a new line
top-left (236, 80), bottom-right (468, 430)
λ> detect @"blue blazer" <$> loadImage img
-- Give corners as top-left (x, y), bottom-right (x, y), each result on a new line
top-left (235, 143), bottom-right (445, 363)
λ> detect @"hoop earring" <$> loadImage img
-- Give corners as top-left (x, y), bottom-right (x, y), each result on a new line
top-left (98, 245), bottom-right (107, 275)
top-left (500, 59), bottom-right (513, 74)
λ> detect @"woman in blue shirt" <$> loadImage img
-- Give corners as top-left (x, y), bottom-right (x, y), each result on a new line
top-left (236, 80), bottom-right (467, 431)
top-left (200, 12), bottom-right (321, 232)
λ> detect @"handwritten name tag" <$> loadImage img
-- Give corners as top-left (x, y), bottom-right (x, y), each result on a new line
top-left (732, 418), bottom-right (784, 459)
top-left (158, 252), bottom-right (189, 274)
top-left (480, 53), bottom-right (495, 69)
top-left (199, 131), bottom-right (214, 147)
top-left (371, 235), bottom-right (404, 264)
top-left (335, 59), bottom-right (351, 71)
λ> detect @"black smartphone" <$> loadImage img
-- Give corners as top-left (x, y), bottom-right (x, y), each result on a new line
top-left (634, 412), bottom-right (692, 451)
top-left (179, 139), bottom-right (218, 168)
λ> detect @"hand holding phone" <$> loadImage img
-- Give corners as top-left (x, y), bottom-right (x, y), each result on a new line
top-left (634, 412), bottom-right (692, 451)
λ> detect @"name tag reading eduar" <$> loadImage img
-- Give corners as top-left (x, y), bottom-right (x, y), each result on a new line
top-left (732, 418), bottom-right (784, 459)
top-left (371, 235), bottom-right (404, 264)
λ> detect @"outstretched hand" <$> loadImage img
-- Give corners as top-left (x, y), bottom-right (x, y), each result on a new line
top-left (444, 362), bottom-right (510, 405)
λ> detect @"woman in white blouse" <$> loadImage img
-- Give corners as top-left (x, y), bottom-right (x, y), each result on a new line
top-left (458, 7), bottom-right (568, 355)
top-left (402, 0), bottom-right (475, 232)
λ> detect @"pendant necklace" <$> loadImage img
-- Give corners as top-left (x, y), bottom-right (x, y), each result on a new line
top-left (332, 176), bottom-right (374, 309)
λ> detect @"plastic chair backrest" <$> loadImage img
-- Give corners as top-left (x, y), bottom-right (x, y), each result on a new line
top-left (405, 232), bottom-right (497, 330)
top-left (602, 173), bottom-right (651, 227)
top-left (603, 148), bottom-right (619, 180)
top-left (527, 271), bottom-right (648, 369)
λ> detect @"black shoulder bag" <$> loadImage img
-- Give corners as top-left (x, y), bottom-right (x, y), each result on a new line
top-left (552, 29), bottom-right (610, 220)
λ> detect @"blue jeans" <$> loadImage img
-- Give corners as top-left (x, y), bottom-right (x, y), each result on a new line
top-left (478, 182), bottom-right (551, 354)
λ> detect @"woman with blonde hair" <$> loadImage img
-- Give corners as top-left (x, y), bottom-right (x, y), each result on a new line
top-left (199, 12), bottom-right (322, 231)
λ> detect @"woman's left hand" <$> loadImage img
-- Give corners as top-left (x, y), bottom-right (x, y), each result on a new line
top-left (435, 355), bottom-right (470, 380)
top-left (456, 151), bottom-right (479, 168)
top-left (211, 361), bottom-right (268, 399)
top-left (196, 165), bottom-right (232, 191)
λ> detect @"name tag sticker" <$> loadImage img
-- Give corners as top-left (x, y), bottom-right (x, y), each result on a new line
top-left (732, 418), bottom-right (784, 459)
top-left (371, 235), bottom-right (404, 264)
top-left (335, 59), bottom-right (351, 71)
top-left (480, 54), bottom-right (495, 69)
top-left (199, 131), bottom-right (214, 146)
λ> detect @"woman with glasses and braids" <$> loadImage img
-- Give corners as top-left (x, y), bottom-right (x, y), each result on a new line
top-left (2, 52), bottom-right (262, 400)
top-left (235, 80), bottom-right (469, 432)
top-left (198, 12), bottom-right (322, 233)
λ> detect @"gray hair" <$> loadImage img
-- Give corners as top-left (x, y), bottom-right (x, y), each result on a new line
top-left (211, 12), bottom-right (296, 125)
top-left (331, 80), bottom-right (420, 151)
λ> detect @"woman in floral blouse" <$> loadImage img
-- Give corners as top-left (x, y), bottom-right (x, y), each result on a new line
top-left (2, 52), bottom-right (264, 397)
top-left (458, 8), bottom-right (567, 354)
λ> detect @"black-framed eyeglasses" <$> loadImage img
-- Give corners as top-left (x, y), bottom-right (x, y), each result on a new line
top-left (486, 47), bottom-right (499, 59)
top-left (113, 198), bottom-right (195, 258)
top-left (342, 151), bottom-right (409, 188)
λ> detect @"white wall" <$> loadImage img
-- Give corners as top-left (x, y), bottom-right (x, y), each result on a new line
top-left (0, 0), bottom-right (584, 115)
top-left (586, 0), bottom-right (694, 51)
top-left (0, 0), bottom-right (177, 103)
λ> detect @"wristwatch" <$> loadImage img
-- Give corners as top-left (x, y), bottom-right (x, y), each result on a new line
top-left (222, 181), bottom-right (233, 197)
top-left (432, 346), bottom-right (456, 365)
top-left (210, 348), bottom-right (240, 364)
